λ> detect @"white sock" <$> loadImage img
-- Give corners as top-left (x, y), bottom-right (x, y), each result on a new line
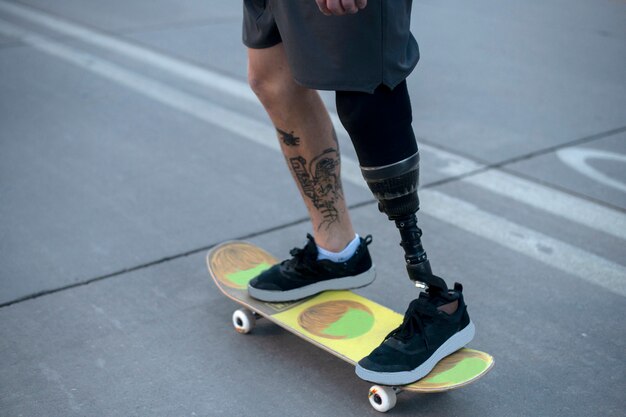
top-left (317, 234), bottom-right (360, 263)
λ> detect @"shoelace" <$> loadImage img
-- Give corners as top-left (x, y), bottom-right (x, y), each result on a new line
top-left (385, 298), bottom-right (437, 350)
top-left (281, 234), bottom-right (318, 274)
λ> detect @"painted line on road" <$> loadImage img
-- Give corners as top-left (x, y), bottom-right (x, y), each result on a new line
top-left (2, 18), bottom-right (624, 297)
top-left (424, 190), bottom-right (626, 296)
top-left (0, 20), bottom-right (282, 152)
top-left (0, 0), bottom-right (253, 102)
top-left (461, 169), bottom-right (626, 240)
top-left (557, 148), bottom-right (626, 193)
top-left (2, 0), bottom-right (623, 241)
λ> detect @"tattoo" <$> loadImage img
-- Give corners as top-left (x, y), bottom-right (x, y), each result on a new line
top-left (276, 127), bottom-right (300, 147)
top-left (289, 148), bottom-right (343, 230)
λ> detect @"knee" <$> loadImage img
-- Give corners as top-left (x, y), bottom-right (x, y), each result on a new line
top-left (247, 71), bottom-right (278, 106)
top-left (248, 65), bottom-right (298, 110)
top-left (335, 89), bottom-right (371, 135)
top-left (336, 82), bottom-right (417, 168)
top-left (335, 83), bottom-right (413, 137)
top-left (247, 63), bottom-right (271, 97)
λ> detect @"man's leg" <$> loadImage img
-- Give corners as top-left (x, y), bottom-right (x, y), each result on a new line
top-left (336, 83), bottom-right (447, 293)
top-left (245, 44), bottom-right (376, 302)
top-left (248, 44), bottom-right (354, 252)
top-left (336, 82), bottom-right (475, 385)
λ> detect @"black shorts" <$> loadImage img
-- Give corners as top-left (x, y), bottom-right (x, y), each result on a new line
top-left (242, 0), bottom-right (419, 93)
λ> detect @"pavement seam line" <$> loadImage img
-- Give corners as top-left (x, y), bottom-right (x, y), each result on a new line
top-left (3, 0), bottom-right (624, 237)
top-left (417, 124), bottom-right (626, 176)
top-left (0, 200), bottom-right (378, 309)
top-left (3, 0), bottom-right (625, 228)
top-left (0, 215), bottom-right (300, 308)
top-left (1, 17), bottom-right (624, 299)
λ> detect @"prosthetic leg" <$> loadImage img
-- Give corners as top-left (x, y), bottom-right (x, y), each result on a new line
top-left (360, 152), bottom-right (449, 294)
top-left (336, 82), bottom-right (451, 297)
top-left (338, 84), bottom-right (474, 388)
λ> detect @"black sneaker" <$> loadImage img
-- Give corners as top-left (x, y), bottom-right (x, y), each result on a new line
top-left (248, 234), bottom-right (376, 302)
top-left (355, 283), bottom-right (475, 385)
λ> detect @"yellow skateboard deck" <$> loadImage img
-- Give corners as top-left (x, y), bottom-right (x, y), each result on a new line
top-left (207, 241), bottom-right (493, 412)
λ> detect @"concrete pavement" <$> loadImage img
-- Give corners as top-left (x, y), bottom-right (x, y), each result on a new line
top-left (1, 0), bottom-right (625, 415)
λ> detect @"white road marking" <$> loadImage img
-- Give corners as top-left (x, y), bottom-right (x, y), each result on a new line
top-left (462, 169), bottom-right (626, 240)
top-left (1, 19), bottom-right (624, 296)
top-left (0, 0), bottom-right (253, 103)
top-left (424, 190), bottom-right (626, 297)
top-left (557, 147), bottom-right (626, 193)
top-left (0, 20), bottom-right (281, 152)
top-left (2, 0), bottom-right (623, 241)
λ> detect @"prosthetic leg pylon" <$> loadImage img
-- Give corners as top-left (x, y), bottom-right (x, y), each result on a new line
top-left (360, 152), bottom-right (449, 295)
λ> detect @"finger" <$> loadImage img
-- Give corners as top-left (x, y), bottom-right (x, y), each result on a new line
top-left (315, 0), bottom-right (332, 15)
top-left (341, 0), bottom-right (358, 14)
top-left (326, 0), bottom-right (346, 15)
top-left (355, 0), bottom-right (367, 10)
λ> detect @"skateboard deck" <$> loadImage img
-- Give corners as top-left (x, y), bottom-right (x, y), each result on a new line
top-left (207, 241), bottom-right (493, 412)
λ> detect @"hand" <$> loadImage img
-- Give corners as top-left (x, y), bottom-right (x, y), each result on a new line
top-left (315, 0), bottom-right (367, 16)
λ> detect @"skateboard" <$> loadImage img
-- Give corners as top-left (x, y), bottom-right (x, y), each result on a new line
top-left (207, 241), bottom-right (494, 412)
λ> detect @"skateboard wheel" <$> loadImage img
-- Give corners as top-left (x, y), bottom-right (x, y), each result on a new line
top-left (232, 308), bottom-right (256, 334)
top-left (368, 385), bottom-right (396, 413)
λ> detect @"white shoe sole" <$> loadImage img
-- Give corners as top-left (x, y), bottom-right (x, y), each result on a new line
top-left (355, 320), bottom-right (476, 386)
top-left (247, 266), bottom-right (376, 302)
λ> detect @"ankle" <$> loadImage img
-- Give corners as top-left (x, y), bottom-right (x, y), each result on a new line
top-left (317, 234), bottom-right (360, 262)
top-left (314, 229), bottom-right (357, 252)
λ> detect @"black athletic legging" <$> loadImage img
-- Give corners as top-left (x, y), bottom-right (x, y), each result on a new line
top-left (336, 81), bottom-right (418, 168)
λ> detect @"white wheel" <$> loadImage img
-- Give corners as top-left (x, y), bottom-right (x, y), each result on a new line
top-left (368, 385), bottom-right (397, 413)
top-left (232, 308), bottom-right (256, 334)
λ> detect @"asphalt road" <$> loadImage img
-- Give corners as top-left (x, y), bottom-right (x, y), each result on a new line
top-left (1, 0), bottom-right (625, 416)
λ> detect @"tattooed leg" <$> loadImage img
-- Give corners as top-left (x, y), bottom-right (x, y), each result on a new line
top-left (289, 147), bottom-right (343, 231)
top-left (277, 124), bottom-right (351, 247)
top-left (276, 128), bottom-right (301, 147)
top-left (248, 43), bottom-right (355, 252)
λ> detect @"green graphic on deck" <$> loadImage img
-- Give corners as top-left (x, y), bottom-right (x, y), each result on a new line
top-left (426, 358), bottom-right (487, 384)
top-left (226, 263), bottom-right (271, 288)
top-left (322, 308), bottom-right (374, 339)
top-left (208, 240), bottom-right (494, 395)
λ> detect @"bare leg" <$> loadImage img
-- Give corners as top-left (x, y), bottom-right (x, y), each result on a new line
top-left (248, 44), bottom-right (355, 252)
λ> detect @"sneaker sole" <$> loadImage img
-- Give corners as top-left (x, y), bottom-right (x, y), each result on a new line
top-left (247, 266), bottom-right (376, 302)
top-left (355, 320), bottom-right (476, 386)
